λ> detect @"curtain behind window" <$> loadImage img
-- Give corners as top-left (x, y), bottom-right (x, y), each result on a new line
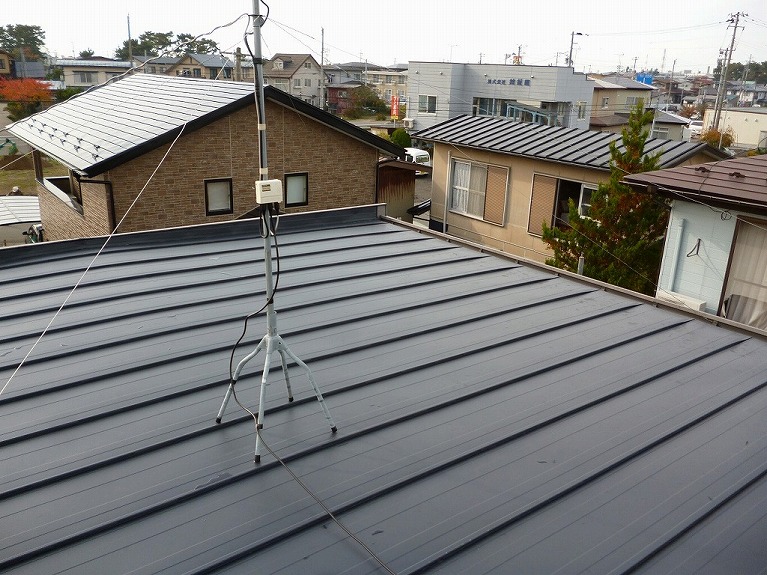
top-left (723, 219), bottom-right (767, 330)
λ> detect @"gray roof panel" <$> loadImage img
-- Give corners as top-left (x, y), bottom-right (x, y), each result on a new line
top-left (1, 205), bottom-right (767, 573)
top-left (7, 75), bottom-right (403, 176)
top-left (415, 115), bottom-right (728, 170)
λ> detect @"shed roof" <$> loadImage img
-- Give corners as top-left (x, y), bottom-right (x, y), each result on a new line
top-left (415, 115), bottom-right (727, 170)
top-left (6, 74), bottom-right (403, 176)
top-left (2, 205), bottom-right (767, 573)
top-left (625, 153), bottom-right (767, 210)
top-left (0, 196), bottom-right (39, 226)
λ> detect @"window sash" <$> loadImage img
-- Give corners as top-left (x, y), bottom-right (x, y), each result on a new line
top-left (418, 95), bottom-right (436, 113)
top-left (205, 179), bottom-right (233, 215)
top-left (285, 173), bottom-right (308, 207)
top-left (450, 161), bottom-right (506, 223)
top-left (722, 219), bottom-right (767, 329)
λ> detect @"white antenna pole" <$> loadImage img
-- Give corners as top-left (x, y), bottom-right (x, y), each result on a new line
top-left (252, 0), bottom-right (268, 180)
top-left (215, 1), bottom-right (337, 462)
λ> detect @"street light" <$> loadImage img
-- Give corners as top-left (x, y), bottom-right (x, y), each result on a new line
top-left (568, 31), bottom-right (586, 68)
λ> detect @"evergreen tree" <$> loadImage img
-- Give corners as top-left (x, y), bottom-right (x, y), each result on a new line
top-left (541, 102), bottom-right (669, 295)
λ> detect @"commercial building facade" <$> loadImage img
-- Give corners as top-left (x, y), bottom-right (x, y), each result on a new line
top-left (405, 61), bottom-right (595, 132)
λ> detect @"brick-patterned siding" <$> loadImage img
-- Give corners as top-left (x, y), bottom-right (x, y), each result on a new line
top-left (42, 102), bottom-right (383, 238)
top-left (37, 179), bottom-right (111, 241)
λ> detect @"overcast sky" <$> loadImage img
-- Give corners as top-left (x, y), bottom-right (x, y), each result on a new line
top-left (3, 1), bottom-right (767, 75)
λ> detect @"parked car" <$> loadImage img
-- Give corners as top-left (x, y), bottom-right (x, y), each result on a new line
top-left (688, 120), bottom-right (704, 138)
top-left (405, 147), bottom-right (431, 176)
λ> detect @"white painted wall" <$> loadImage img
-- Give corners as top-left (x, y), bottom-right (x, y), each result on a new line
top-left (657, 200), bottom-right (739, 313)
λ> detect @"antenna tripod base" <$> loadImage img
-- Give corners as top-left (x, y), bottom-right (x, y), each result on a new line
top-left (215, 328), bottom-right (337, 463)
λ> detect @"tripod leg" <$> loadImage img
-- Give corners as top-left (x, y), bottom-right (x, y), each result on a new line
top-left (277, 349), bottom-right (294, 402)
top-left (280, 342), bottom-right (337, 433)
top-left (255, 336), bottom-right (275, 463)
top-left (215, 384), bottom-right (233, 424)
top-left (216, 337), bottom-right (265, 424)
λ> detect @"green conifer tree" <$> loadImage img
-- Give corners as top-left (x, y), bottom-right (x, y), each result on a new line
top-left (541, 102), bottom-right (669, 295)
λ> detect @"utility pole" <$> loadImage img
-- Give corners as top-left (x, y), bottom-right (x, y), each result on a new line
top-left (127, 14), bottom-right (133, 66)
top-left (479, 53), bottom-right (483, 64)
top-left (632, 56), bottom-right (638, 74)
top-left (319, 28), bottom-right (325, 110)
top-left (739, 55), bottom-right (752, 107)
top-left (666, 59), bottom-right (675, 110)
top-left (568, 32), bottom-right (584, 68)
top-left (713, 12), bottom-right (745, 131)
top-left (234, 47), bottom-right (242, 81)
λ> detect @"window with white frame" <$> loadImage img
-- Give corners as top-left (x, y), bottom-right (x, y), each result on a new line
top-left (418, 94), bottom-right (437, 114)
top-left (449, 160), bottom-right (508, 225)
top-left (722, 217), bottom-right (767, 330)
top-left (284, 172), bottom-right (308, 207)
top-left (601, 97), bottom-right (609, 109)
top-left (303, 61), bottom-right (311, 69)
top-left (625, 96), bottom-right (642, 107)
top-left (651, 126), bottom-right (669, 139)
top-left (528, 175), bottom-right (598, 235)
top-left (293, 78), bottom-right (301, 88)
top-left (304, 78), bottom-right (311, 86)
top-left (204, 178), bottom-right (233, 215)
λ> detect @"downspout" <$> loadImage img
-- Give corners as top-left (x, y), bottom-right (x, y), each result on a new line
top-left (79, 178), bottom-right (116, 233)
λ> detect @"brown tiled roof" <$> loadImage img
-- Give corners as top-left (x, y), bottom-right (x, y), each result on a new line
top-left (624, 153), bottom-right (767, 209)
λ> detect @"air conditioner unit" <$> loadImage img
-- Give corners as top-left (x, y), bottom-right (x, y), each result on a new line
top-left (403, 118), bottom-right (414, 129)
top-left (656, 290), bottom-right (706, 311)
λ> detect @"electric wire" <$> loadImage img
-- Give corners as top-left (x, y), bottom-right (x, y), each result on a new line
top-left (0, 123), bottom-right (188, 399)
top-left (0, 15), bottom-right (253, 399)
top-left (229, 383), bottom-right (398, 575)
top-left (228, 10), bottom-right (397, 572)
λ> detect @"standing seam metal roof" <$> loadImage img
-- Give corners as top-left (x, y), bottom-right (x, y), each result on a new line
top-left (1, 205), bottom-right (767, 573)
top-left (415, 115), bottom-right (727, 170)
top-left (6, 74), bottom-right (403, 176)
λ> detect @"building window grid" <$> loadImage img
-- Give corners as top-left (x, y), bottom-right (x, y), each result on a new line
top-left (418, 94), bottom-right (437, 114)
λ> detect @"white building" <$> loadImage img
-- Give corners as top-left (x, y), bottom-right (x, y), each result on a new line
top-left (405, 61), bottom-right (595, 132)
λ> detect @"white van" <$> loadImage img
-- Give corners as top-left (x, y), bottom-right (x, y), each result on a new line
top-left (404, 147), bottom-right (431, 176)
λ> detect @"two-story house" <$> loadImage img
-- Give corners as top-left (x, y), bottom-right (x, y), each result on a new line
top-left (0, 50), bottom-right (14, 78)
top-left (263, 54), bottom-right (324, 105)
top-left (54, 57), bottom-right (133, 88)
top-left (415, 114), bottom-right (727, 264)
top-left (165, 53), bottom-right (254, 81)
top-left (7, 74), bottom-right (405, 241)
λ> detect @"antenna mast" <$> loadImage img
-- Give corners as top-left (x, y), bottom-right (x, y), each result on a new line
top-left (215, 1), bottom-right (337, 463)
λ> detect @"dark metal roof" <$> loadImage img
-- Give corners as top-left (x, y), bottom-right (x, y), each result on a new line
top-left (416, 115), bottom-right (728, 170)
top-left (6, 74), bottom-right (403, 176)
top-left (2, 205), bottom-right (767, 574)
top-left (625, 153), bottom-right (767, 210)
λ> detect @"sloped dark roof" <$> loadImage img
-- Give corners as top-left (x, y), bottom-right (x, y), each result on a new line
top-left (415, 115), bottom-right (728, 170)
top-left (6, 74), bottom-right (403, 176)
top-left (2, 205), bottom-right (767, 573)
top-left (625, 153), bottom-right (767, 210)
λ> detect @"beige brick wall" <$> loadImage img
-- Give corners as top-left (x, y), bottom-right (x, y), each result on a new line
top-left (37, 179), bottom-right (111, 241)
top-left (46, 101), bottom-right (382, 237)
